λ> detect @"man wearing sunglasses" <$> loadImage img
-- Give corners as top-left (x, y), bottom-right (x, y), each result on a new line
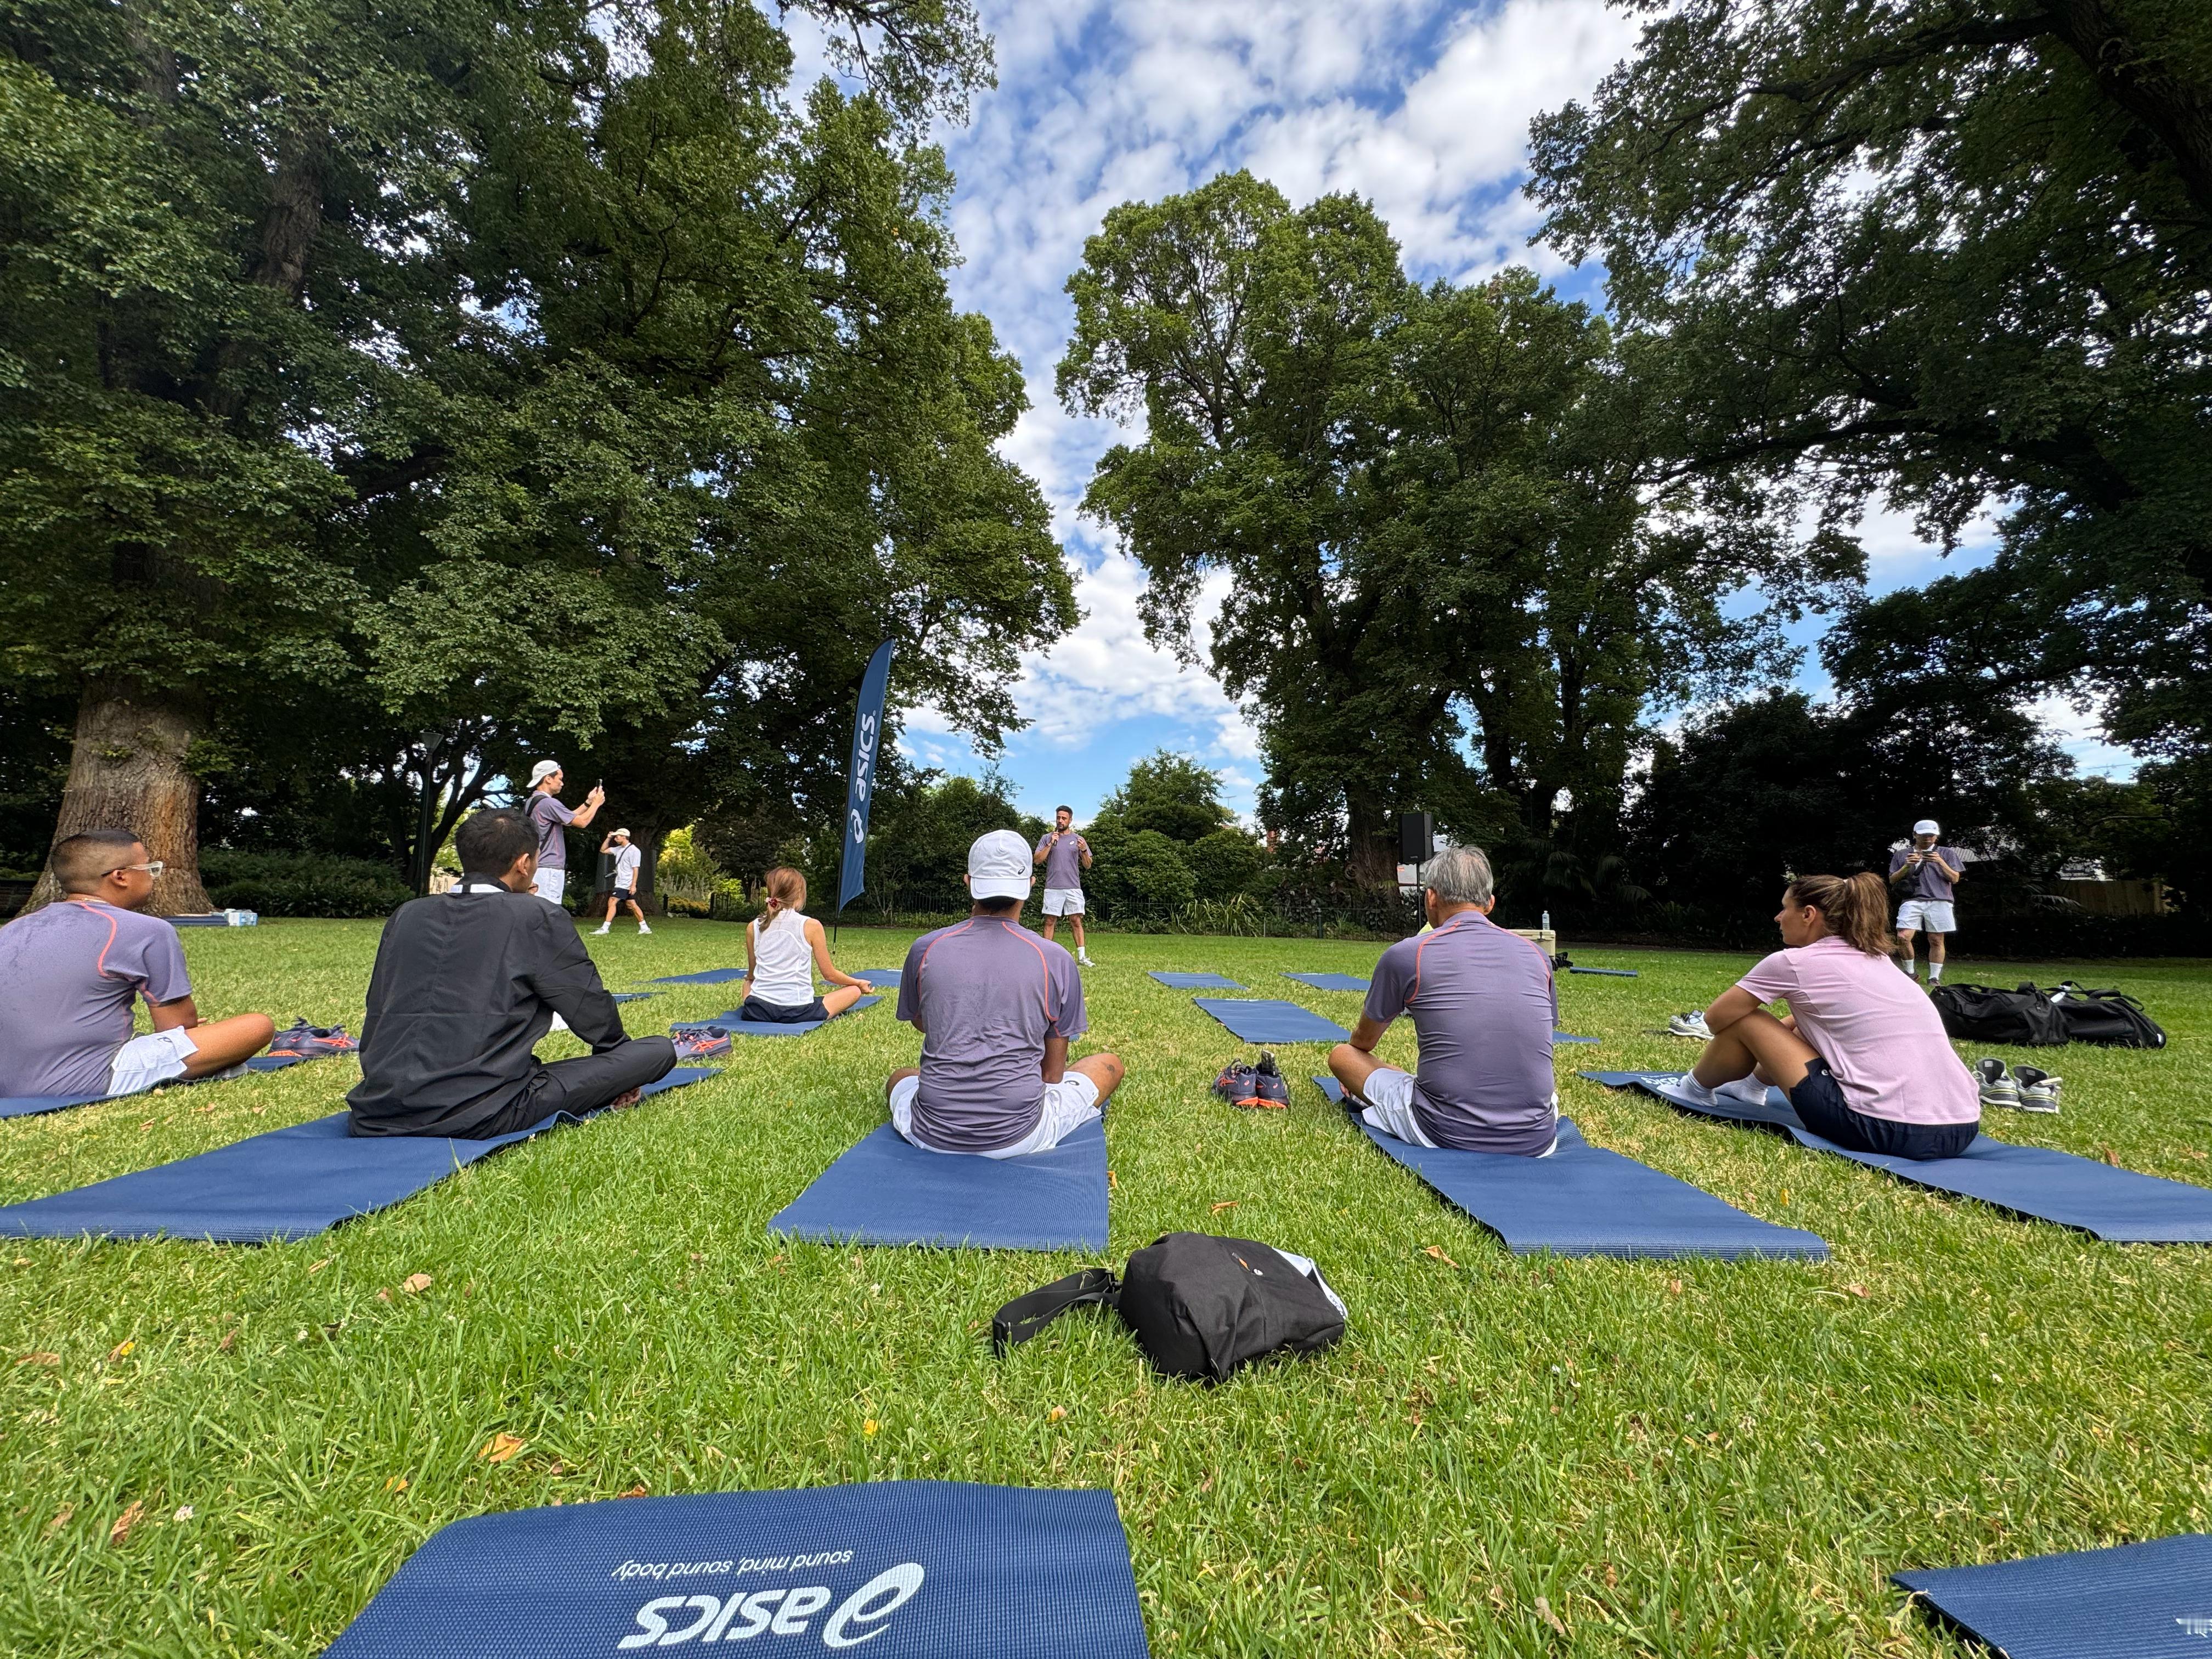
top-left (0, 830), bottom-right (275, 1101)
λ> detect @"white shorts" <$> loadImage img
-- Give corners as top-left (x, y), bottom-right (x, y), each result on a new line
top-left (1896, 900), bottom-right (1956, 933)
top-left (106, 1026), bottom-right (200, 1099)
top-left (532, 867), bottom-right (567, 905)
top-left (1355, 1066), bottom-right (1558, 1157)
top-left (889, 1071), bottom-right (1102, 1159)
top-left (1041, 887), bottom-right (1085, 917)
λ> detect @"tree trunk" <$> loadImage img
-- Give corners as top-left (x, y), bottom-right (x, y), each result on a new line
top-left (1344, 793), bottom-right (1396, 888)
top-left (26, 681), bottom-right (213, 915)
top-left (632, 827), bottom-right (663, 913)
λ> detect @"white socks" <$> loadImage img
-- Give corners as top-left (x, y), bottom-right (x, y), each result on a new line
top-left (639, 923), bottom-right (652, 934)
top-left (1927, 963), bottom-right (1942, 983)
top-left (1717, 1076), bottom-right (1772, 1105)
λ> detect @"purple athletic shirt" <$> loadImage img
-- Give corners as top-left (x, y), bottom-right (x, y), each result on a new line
top-left (0, 899), bottom-right (191, 1097)
top-left (1888, 845), bottom-right (1964, 903)
top-left (1036, 830), bottom-right (1086, 890)
top-left (1737, 935), bottom-right (1979, 1125)
top-left (527, 792), bottom-right (575, 869)
top-left (896, 916), bottom-right (1088, 1152)
top-left (1363, 911), bottom-right (1558, 1153)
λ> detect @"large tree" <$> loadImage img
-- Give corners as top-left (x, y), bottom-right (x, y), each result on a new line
top-left (1530, 0), bottom-right (2212, 783)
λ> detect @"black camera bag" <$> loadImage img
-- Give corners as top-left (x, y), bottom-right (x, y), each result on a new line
top-left (1931, 981), bottom-right (2070, 1047)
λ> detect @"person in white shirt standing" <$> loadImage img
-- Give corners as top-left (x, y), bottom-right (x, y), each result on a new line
top-left (1032, 805), bottom-right (1095, 966)
top-left (523, 759), bottom-right (604, 907)
top-left (594, 828), bottom-right (652, 936)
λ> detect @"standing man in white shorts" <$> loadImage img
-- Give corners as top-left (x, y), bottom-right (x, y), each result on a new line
top-left (1032, 805), bottom-right (1094, 966)
top-left (1889, 818), bottom-right (1965, 985)
top-left (523, 759), bottom-right (604, 907)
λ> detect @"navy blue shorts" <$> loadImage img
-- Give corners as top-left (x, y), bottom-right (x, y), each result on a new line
top-left (1787, 1058), bottom-right (1977, 1161)
top-left (738, 993), bottom-right (829, 1025)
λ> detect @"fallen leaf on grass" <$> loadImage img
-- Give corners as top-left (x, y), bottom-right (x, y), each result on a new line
top-left (1209, 1200), bottom-right (1238, 1214)
top-left (2182, 1149), bottom-right (2208, 1161)
top-left (108, 1339), bottom-right (135, 1361)
top-left (218, 1329), bottom-right (236, 1353)
top-left (400, 1273), bottom-right (432, 1295)
top-left (1534, 1594), bottom-right (1566, 1635)
top-left (250, 1107), bottom-right (265, 1116)
top-left (1665, 1279), bottom-right (1683, 1297)
top-left (1844, 1283), bottom-right (1870, 1299)
top-left (307, 1259), bottom-right (331, 1275)
top-left (1421, 1245), bottom-right (1460, 1269)
top-left (383, 1476), bottom-right (409, 1493)
top-left (478, 1434), bottom-right (526, 1464)
top-left (139, 1119), bottom-right (154, 1131)
top-left (1107, 1169), bottom-right (1119, 1190)
top-left (2101, 1146), bottom-right (2120, 1168)
top-left (16, 1352), bottom-right (59, 1368)
top-left (45, 1505), bottom-right (72, 1534)
top-left (109, 1502), bottom-right (145, 1545)
top-left (375, 1289), bottom-right (391, 1303)
top-left (1047, 1407), bottom-right (1068, 1424)
top-left (620, 1483), bottom-right (648, 1498)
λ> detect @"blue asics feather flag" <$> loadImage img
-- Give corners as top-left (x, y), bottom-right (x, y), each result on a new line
top-left (838, 640), bottom-right (894, 912)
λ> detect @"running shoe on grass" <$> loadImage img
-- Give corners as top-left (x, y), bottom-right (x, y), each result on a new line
top-left (674, 1028), bottom-right (732, 1060)
top-left (1974, 1058), bottom-right (2021, 1110)
top-left (2011, 1065), bottom-right (2061, 1113)
top-left (1666, 1011), bottom-right (1712, 1039)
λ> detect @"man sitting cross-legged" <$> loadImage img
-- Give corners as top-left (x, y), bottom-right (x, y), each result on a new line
top-left (0, 830), bottom-right (275, 1101)
top-left (348, 808), bottom-right (674, 1138)
top-left (884, 829), bottom-right (1125, 1158)
top-left (1327, 845), bottom-right (1559, 1156)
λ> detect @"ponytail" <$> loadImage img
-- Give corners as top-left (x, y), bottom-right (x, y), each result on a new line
top-left (761, 865), bottom-right (808, 930)
top-left (1785, 872), bottom-right (1897, 957)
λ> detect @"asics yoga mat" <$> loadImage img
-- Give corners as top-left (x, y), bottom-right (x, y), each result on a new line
top-left (1149, 971), bottom-right (1244, 989)
top-left (0, 1051), bottom-right (331, 1121)
top-left (1316, 1077), bottom-right (1825, 1260)
top-left (1283, 972), bottom-right (1370, 992)
top-left (669, 996), bottom-right (881, 1037)
top-left (645, 967), bottom-right (748, 985)
top-left (856, 968), bottom-right (902, 988)
top-left (324, 1481), bottom-right (1151, 1659)
top-left (1193, 998), bottom-right (1349, 1043)
top-left (771, 1120), bottom-right (1108, 1252)
top-left (1584, 1071), bottom-right (2212, 1243)
top-left (1893, 1534), bottom-right (2212, 1659)
top-left (0, 1069), bottom-right (716, 1243)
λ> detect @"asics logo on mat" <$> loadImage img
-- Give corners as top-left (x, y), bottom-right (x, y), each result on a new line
top-left (2179, 1616), bottom-right (2212, 1638)
top-left (622, 1562), bottom-right (923, 1648)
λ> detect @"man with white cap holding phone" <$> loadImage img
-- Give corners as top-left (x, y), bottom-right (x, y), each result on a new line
top-left (523, 759), bottom-right (604, 907)
top-left (1889, 818), bottom-right (1965, 985)
top-left (884, 829), bottom-right (1125, 1157)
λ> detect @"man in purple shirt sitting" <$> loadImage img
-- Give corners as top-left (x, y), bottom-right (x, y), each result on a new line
top-left (0, 830), bottom-right (275, 1101)
top-left (887, 830), bottom-right (1125, 1158)
top-left (1325, 845), bottom-right (1559, 1155)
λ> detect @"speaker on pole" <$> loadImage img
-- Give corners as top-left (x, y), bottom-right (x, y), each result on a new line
top-left (1397, 811), bottom-right (1434, 866)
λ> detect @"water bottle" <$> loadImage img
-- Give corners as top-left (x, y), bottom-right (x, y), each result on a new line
top-left (1541, 910), bottom-right (1550, 933)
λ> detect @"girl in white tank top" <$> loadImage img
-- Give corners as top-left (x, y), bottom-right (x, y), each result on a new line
top-left (740, 866), bottom-right (873, 1024)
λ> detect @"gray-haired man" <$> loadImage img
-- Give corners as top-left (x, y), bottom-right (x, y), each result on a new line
top-left (1326, 845), bottom-right (1559, 1155)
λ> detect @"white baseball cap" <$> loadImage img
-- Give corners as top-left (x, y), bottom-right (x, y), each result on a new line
top-left (529, 759), bottom-right (563, 786)
top-left (967, 829), bottom-right (1034, 900)
top-left (612, 827), bottom-right (630, 838)
top-left (1912, 819), bottom-right (1940, 836)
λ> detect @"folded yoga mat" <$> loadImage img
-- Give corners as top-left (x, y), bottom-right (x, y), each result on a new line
top-left (0, 1068), bottom-right (715, 1244)
top-left (1315, 1077), bottom-right (1826, 1259)
top-left (1893, 1533), bottom-right (2212, 1659)
top-left (857, 968), bottom-right (902, 988)
top-left (771, 1119), bottom-right (1108, 1251)
top-left (1149, 971), bottom-right (1244, 990)
top-left (325, 1480), bottom-right (1150, 1659)
top-left (645, 967), bottom-right (748, 985)
top-left (0, 1050), bottom-right (333, 1121)
top-left (1193, 998), bottom-right (1350, 1043)
top-left (669, 996), bottom-right (881, 1039)
top-left (1283, 971), bottom-right (1370, 992)
top-left (1582, 1070), bottom-right (2212, 1243)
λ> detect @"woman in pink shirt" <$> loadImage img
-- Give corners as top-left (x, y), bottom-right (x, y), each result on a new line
top-left (1682, 872), bottom-right (1980, 1160)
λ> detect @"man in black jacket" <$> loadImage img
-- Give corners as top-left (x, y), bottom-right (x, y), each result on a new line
top-left (348, 809), bottom-right (676, 1137)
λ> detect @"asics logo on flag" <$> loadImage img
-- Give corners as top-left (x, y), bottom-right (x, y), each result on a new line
top-left (2179, 1616), bottom-right (2212, 1638)
top-left (620, 1564), bottom-right (924, 1649)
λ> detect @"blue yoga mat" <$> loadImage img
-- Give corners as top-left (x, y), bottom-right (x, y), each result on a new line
top-left (1582, 1071), bottom-right (2212, 1243)
top-left (857, 968), bottom-right (902, 988)
top-left (1194, 998), bottom-right (1349, 1043)
top-left (1284, 972), bottom-right (1370, 992)
top-left (325, 1481), bottom-right (1150, 1659)
top-left (1553, 1031), bottom-right (1599, 1046)
top-left (772, 1119), bottom-right (1108, 1251)
top-left (646, 967), bottom-right (748, 985)
top-left (610, 992), bottom-right (656, 1003)
top-left (0, 1069), bottom-right (715, 1244)
top-left (1894, 1534), bottom-right (2212, 1659)
top-left (1568, 966), bottom-right (1639, 977)
top-left (0, 1050), bottom-right (332, 1121)
top-left (1316, 1077), bottom-right (1825, 1260)
top-left (669, 996), bottom-right (881, 1038)
top-left (1149, 971), bottom-right (1244, 989)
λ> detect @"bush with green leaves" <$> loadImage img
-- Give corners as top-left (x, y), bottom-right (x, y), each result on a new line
top-left (199, 850), bottom-right (411, 918)
top-left (1184, 828), bottom-right (1265, 899)
top-left (1095, 830), bottom-right (1196, 921)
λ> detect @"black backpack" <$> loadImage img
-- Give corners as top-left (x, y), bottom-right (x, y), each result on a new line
top-left (2046, 983), bottom-right (2168, 1048)
top-left (1931, 982), bottom-right (2070, 1047)
top-left (992, 1232), bottom-right (1346, 1384)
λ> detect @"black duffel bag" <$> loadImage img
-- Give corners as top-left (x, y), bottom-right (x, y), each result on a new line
top-left (1932, 981), bottom-right (2070, 1047)
top-left (2047, 982), bottom-right (2168, 1048)
top-left (992, 1232), bottom-right (1346, 1383)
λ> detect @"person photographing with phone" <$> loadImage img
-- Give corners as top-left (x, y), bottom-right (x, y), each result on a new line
top-left (1032, 806), bottom-right (1095, 967)
top-left (1888, 818), bottom-right (1965, 986)
top-left (523, 759), bottom-right (604, 908)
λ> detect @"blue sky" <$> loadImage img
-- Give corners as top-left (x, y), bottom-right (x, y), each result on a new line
top-left (800, 0), bottom-right (2133, 820)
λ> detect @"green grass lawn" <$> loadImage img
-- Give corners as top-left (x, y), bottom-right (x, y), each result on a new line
top-left (3, 921), bottom-right (2209, 1657)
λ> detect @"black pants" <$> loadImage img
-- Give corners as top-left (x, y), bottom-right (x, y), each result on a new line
top-left (1787, 1058), bottom-right (1978, 1161)
top-left (464, 1035), bottom-right (678, 1139)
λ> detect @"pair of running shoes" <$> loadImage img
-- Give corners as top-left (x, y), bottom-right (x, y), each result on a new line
top-left (1212, 1051), bottom-right (1289, 1110)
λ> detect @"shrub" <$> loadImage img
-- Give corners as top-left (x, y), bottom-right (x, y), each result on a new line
top-left (1185, 828), bottom-right (1265, 899)
top-left (199, 849), bottom-right (411, 918)
top-left (1096, 830), bottom-right (1195, 920)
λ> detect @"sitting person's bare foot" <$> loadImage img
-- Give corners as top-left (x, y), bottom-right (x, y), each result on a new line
top-left (609, 1088), bottom-right (642, 1111)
